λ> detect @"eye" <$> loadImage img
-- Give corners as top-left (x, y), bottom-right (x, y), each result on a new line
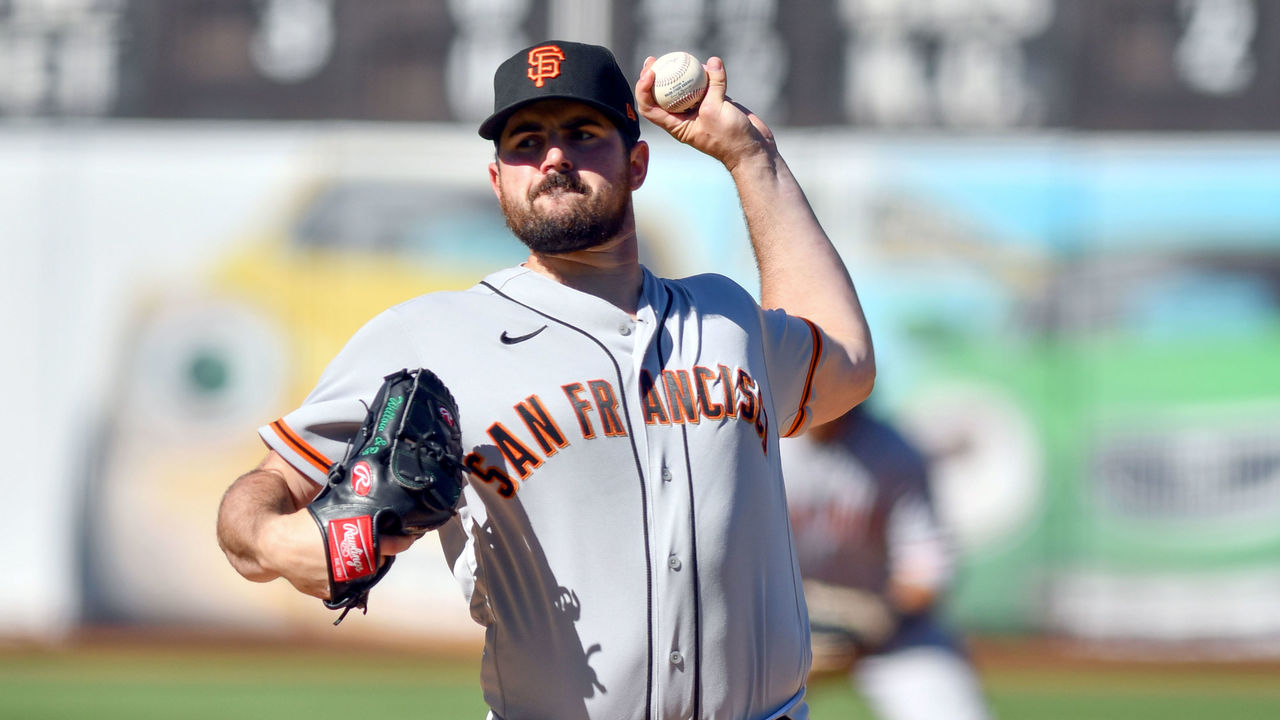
top-left (121, 296), bottom-right (287, 444)
top-left (504, 134), bottom-right (543, 153)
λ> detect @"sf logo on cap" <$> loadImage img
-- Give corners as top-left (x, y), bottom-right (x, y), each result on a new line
top-left (527, 45), bottom-right (565, 87)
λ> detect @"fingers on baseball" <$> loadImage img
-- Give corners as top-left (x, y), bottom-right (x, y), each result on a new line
top-left (668, 57), bottom-right (721, 117)
top-left (634, 61), bottom-right (668, 118)
top-left (636, 54), bottom-right (710, 121)
top-left (704, 56), bottom-right (727, 101)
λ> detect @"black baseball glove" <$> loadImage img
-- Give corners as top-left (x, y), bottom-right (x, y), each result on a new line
top-left (307, 368), bottom-right (466, 624)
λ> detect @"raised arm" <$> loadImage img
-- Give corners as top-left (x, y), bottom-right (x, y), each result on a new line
top-left (635, 56), bottom-right (874, 424)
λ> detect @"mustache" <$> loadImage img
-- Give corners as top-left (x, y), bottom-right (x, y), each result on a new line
top-left (529, 172), bottom-right (588, 200)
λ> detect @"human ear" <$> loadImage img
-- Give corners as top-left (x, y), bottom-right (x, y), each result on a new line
top-left (629, 141), bottom-right (649, 190)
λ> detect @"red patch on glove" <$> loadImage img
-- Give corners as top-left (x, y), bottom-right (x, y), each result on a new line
top-left (327, 516), bottom-right (375, 582)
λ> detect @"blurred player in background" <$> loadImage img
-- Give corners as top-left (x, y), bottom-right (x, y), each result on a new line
top-left (781, 404), bottom-right (993, 720)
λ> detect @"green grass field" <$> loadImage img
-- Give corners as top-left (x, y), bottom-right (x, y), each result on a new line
top-left (2, 636), bottom-right (1279, 720)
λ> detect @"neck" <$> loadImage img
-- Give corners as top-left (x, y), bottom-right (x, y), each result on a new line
top-left (524, 232), bottom-right (644, 315)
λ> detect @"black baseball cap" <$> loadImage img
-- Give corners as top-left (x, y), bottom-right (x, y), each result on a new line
top-left (478, 41), bottom-right (641, 143)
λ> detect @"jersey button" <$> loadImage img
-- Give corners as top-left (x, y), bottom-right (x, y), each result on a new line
top-left (661, 467), bottom-right (672, 482)
top-left (668, 555), bottom-right (682, 571)
top-left (619, 324), bottom-right (632, 336)
top-left (669, 651), bottom-right (683, 666)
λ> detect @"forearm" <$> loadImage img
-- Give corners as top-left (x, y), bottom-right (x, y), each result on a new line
top-left (732, 149), bottom-right (875, 416)
top-left (732, 150), bottom-right (844, 306)
top-left (635, 54), bottom-right (874, 417)
top-left (217, 450), bottom-right (421, 601)
top-left (216, 468), bottom-right (302, 582)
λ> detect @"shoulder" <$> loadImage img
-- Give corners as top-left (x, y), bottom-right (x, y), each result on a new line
top-left (381, 274), bottom-right (520, 322)
top-left (387, 286), bottom-right (488, 315)
top-left (667, 271), bottom-right (750, 294)
top-left (658, 272), bottom-right (759, 311)
top-left (329, 281), bottom-right (512, 368)
top-left (349, 290), bottom-right (468, 338)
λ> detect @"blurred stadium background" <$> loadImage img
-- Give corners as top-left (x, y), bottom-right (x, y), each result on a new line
top-left (2, 0), bottom-right (1280, 716)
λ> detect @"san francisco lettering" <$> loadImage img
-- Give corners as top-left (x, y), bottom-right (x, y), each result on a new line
top-left (464, 365), bottom-right (770, 497)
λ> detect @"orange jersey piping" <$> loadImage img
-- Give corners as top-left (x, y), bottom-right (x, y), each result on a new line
top-left (782, 318), bottom-right (822, 438)
top-left (269, 418), bottom-right (333, 474)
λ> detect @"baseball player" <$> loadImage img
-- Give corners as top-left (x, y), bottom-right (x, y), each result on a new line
top-left (217, 40), bottom-right (875, 720)
top-left (781, 405), bottom-right (992, 720)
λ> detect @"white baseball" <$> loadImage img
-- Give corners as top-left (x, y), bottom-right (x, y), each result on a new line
top-left (651, 51), bottom-right (709, 113)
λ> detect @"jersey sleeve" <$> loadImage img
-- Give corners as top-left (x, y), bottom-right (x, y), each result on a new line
top-left (258, 305), bottom-right (424, 484)
top-left (759, 307), bottom-right (823, 439)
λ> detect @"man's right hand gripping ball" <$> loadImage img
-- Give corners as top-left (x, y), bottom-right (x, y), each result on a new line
top-left (306, 368), bottom-right (466, 623)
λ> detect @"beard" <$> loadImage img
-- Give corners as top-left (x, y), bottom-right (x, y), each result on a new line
top-left (499, 169), bottom-right (632, 255)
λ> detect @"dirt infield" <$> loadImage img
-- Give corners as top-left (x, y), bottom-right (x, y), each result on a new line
top-left (970, 634), bottom-right (1280, 675)
top-left (7, 625), bottom-right (1280, 665)
top-left (7, 626), bottom-right (1280, 677)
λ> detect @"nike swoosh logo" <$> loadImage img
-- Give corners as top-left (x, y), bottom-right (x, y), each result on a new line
top-left (500, 325), bottom-right (548, 345)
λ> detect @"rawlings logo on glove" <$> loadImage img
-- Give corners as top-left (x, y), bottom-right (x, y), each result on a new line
top-left (307, 368), bottom-right (466, 624)
top-left (328, 516), bottom-right (375, 582)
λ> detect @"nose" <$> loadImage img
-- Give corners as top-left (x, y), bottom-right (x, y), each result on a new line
top-left (540, 141), bottom-right (572, 174)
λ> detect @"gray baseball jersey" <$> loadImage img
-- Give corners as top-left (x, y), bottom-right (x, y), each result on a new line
top-left (261, 264), bottom-right (824, 720)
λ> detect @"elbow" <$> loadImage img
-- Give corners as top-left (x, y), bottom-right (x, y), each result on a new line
top-left (237, 565), bottom-right (278, 585)
top-left (848, 348), bottom-right (876, 407)
top-left (218, 532), bottom-right (278, 584)
top-left (223, 550), bottom-right (274, 584)
top-left (215, 521), bottom-right (267, 583)
top-left (215, 488), bottom-right (277, 584)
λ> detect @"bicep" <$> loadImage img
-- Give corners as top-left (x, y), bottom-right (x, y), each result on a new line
top-left (762, 310), bottom-right (871, 435)
top-left (805, 331), bottom-right (873, 427)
